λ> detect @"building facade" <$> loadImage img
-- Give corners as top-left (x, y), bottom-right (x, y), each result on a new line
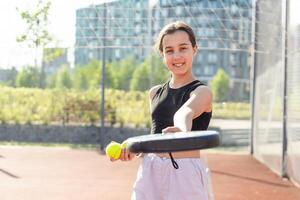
top-left (75, 0), bottom-right (252, 101)
top-left (75, 0), bottom-right (149, 65)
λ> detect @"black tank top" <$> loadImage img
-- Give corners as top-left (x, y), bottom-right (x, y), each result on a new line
top-left (151, 80), bottom-right (212, 134)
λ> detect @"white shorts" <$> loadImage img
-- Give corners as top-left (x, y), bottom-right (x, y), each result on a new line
top-left (131, 153), bottom-right (211, 200)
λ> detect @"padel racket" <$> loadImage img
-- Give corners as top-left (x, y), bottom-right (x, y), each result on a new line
top-left (126, 130), bottom-right (220, 153)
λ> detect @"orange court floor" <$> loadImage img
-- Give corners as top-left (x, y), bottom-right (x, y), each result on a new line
top-left (0, 146), bottom-right (299, 200)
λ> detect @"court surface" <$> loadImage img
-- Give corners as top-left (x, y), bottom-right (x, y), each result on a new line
top-left (0, 146), bottom-right (299, 200)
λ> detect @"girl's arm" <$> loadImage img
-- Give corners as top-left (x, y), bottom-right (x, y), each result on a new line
top-left (162, 85), bottom-right (212, 133)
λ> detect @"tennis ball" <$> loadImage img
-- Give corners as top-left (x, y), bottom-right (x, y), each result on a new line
top-left (105, 141), bottom-right (122, 159)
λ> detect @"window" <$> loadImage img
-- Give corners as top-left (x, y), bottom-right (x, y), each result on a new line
top-left (194, 67), bottom-right (201, 75)
top-left (231, 4), bottom-right (238, 16)
top-left (115, 39), bottom-right (121, 46)
top-left (88, 51), bottom-right (93, 59)
top-left (115, 49), bottom-right (120, 58)
top-left (175, 7), bottom-right (182, 15)
top-left (89, 11), bottom-right (96, 18)
top-left (208, 0), bottom-right (218, 8)
top-left (191, 7), bottom-right (199, 15)
top-left (162, 9), bottom-right (168, 17)
top-left (208, 41), bottom-right (218, 48)
top-left (197, 54), bottom-right (203, 62)
top-left (206, 29), bottom-right (215, 37)
top-left (230, 31), bottom-right (234, 39)
top-left (161, 0), bottom-right (167, 6)
top-left (204, 65), bottom-right (214, 75)
top-left (230, 53), bottom-right (236, 65)
top-left (208, 53), bottom-right (218, 63)
top-left (186, 18), bottom-right (192, 25)
top-left (135, 25), bottom-right (141, 34)
top-left (197, 28), bottom-right (204, 37)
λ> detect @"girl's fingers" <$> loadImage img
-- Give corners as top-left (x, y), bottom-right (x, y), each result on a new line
top-left (128, 152), bottom-right (133, 160)
top-left (120, 148), bottom-right (126, 161)
top-left (162, 126), bottom-right (182, 134)
top-left (123, 148), bottom-right (128, 161)
top-left (120, 148), bottom-right (131, 161)
top-left (111, 148), bottom-right (133, 162)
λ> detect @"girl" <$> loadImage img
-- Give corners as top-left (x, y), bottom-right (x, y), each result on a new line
top-left (117, 21), bottom-right (213, 200)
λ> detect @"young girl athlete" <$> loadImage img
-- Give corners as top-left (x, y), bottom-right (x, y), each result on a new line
top-left (114, 21), bottom-right (213, 200)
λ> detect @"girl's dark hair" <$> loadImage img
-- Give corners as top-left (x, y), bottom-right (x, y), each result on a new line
top-left (154, 21), bottom-right (197, 53)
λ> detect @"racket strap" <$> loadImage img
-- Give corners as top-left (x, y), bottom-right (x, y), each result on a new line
top-left (168, 153), bottom-right (179, 169)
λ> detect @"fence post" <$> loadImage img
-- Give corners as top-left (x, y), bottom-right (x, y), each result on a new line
top-left (250, 0), bottom-right (257, 155)
top-left (100, 4), bottom-right (107, 151)
top-left (281, 0), bottom-right (289, 178)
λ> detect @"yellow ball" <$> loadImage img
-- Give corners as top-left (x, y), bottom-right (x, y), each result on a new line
top-left (105, 141), bottom-right (122, 159)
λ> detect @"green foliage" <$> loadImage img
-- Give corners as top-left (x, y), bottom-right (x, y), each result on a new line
top-left (46, 73), bottom-right (57, 88)
top-left (55, 66), bottom-right (73, 89)
top-left (16, 67), bottom-right (40, 88)
top-left (73, 67), bottom-right (89, 90)
top-left (16, 0), bottom-right (53, 88)
top-left (0, 86), bottom-right (250, 126)
top-left (130, 62), bottom-right (150, 91)
top-left (16, 0), bottom-right (52, 49)
top-left (130, 55), bottom-right (169, 91)
top-left (112, 56), bottom-right (137, 90)
top-left (211, 68), bottom-right (230, 102)
top-left (0, 87), bottom-right (151, 126)
top-left (13, 54), bottom-right (169, 91)
top-left (213, 102), bottom-right (250, 119)
top-left (84, 59), bottom-right (101, 89)
top-left (150, 55), bottom-right (170, 85)
top-left (43, 48), bottom-right (65, 63)
top-left (72, 59), bottom-right (116, 90)
top-left (105, 62), bottom-right (118, 89)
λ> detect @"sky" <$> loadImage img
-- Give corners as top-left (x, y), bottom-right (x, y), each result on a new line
top-left (0, 0), bottom-right (111, 69)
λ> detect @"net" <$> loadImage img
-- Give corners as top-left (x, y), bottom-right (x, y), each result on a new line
top-left (253, 0), bottom-right (300, 185)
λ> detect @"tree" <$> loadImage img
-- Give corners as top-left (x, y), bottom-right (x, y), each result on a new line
top-left (211, 68), bottom-right (230, 102)
top-left (73, 67), bottom-right (89, 90)
top-left (150, 55), bottom-right (169, 85)
top-left (55, 66), bottom-right (73, 89)
top-left (16, 0), bottom-right (52, 88)
top-left (130, 55), bottom-right (169, 91)
top-left (16, 67), bottom-right (40, 88)
top-left (72, 59), bottom-right (116, 90)
top-left (46, 73), bottom-right (57, 88)
top-left (113, 56), bottom-right (137, 91)
top-left (130, 62), bottom-right (150, 91)
top-left (42, 48), bottom-right (65, 64)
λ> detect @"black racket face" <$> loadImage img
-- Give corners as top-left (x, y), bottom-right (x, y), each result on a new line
top-left (126, 131), bottom-right (220, 153)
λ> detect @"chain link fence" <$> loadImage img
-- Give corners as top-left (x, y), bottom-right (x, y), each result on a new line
top-left (252, 0), bottom-right (300, 186)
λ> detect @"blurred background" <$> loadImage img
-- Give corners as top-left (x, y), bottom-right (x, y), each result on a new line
top-left (0, 0), bottom-right (299, 187)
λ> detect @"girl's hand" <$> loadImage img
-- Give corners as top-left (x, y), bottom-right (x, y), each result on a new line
top-left (162, 126), bottom-right (182, 134)
top-left (110, 147), bottom-right (134, 162)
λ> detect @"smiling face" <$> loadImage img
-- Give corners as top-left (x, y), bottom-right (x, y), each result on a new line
top-left (161, 30), bottom-right (197, 77)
